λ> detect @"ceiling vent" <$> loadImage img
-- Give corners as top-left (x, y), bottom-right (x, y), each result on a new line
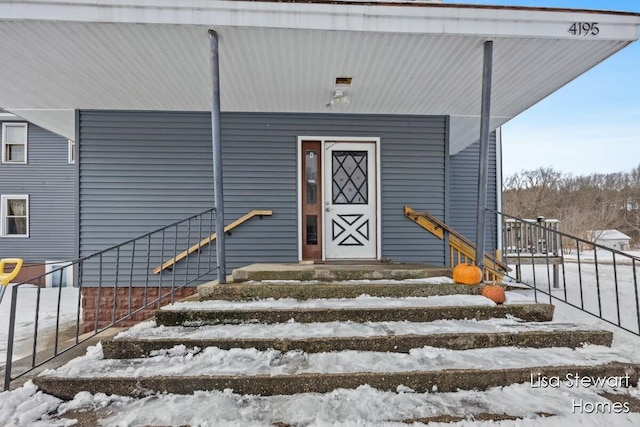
top-left (335, 77), bottom-right (353, 87)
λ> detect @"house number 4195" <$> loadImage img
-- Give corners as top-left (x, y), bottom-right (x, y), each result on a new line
top-left (568, 22), bottom-right (599, 36)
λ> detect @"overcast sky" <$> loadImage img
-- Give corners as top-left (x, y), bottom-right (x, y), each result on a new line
top-left (449, 0), bottom-right (640, 177)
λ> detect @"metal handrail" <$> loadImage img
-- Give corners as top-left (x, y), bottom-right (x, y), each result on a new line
top-left (489, 208), bottom-right (640, 337)
top-left (2, 208), bottom-right (219, 390)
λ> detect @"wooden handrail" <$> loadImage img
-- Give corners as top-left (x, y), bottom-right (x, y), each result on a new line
top-left (153, 209), bottom-right (273, 274)
top-left (404, 205), bottom-right (509, 280)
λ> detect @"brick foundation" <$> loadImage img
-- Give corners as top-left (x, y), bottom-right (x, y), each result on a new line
top-left (81, 286), bottom-right (197, 333)
top-left (11, 263), bottom-right (46, 285)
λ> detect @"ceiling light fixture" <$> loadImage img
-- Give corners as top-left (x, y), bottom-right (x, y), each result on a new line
top-left (325, 90), bottom-right (350, 110)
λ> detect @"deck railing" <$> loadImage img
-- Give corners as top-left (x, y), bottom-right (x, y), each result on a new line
top-left (503, 217), bottom-right (561, 256)
top-left (491, 209), bottom-right (640, 337)
top-left (1, 208), bottom-right (220, 390)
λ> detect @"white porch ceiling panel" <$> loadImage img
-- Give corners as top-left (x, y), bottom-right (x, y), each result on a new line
top-left (0, 1), bottom-right (638, 153)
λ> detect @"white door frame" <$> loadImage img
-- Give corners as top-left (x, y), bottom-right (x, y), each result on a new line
top-left (297, 136), bottom-right (381, 261)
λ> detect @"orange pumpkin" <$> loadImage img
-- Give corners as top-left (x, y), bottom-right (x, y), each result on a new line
top-left (452, 263), bottom-right (483, 285)
top-left (481, 284), bottom-right (506, 304)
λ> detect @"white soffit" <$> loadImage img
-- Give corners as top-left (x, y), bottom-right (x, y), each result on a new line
top-left (0, 1), bottom-right (638, 151)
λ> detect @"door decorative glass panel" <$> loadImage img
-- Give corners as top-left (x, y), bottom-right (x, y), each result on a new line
top-left (332, 151), bottom-right (367, 204)
top-left (305, 150), bottom-right (318, 204)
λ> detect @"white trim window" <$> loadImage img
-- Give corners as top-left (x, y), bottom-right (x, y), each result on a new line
top-left (46, 261), bottom-right (74, 287)
top-left (68, 140), bottom-right (75, 164)
top-left (1, 122), bottom-right (28, 163)
top-left (1, 195), bottom-right (29, 237)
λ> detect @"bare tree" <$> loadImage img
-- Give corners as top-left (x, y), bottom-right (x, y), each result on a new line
top-left (503, 164), bottom-right (640, 248)
top-left (503, 167), bottom-right (563, 218)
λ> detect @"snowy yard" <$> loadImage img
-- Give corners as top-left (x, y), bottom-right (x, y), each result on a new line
top-left (563, 249), bottom-right (640, 262)
top-left (0, 285), bottom-right (80, 366)
top-left (507, 260), bottom-right (640, 334)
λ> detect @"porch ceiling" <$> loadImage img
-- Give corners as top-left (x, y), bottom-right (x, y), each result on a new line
top-left (0, 1), bottom-right (638, 154)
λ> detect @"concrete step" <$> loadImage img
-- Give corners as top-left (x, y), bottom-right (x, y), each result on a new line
top-left (34, 362), bottom-right (640, 400)
top-left (102, 328), bottom-right (613, 359)
top-left (34, 376), bottom-right (640, 426)
top-left (155, 303), bottom-right (555, 326)
top-left (198, 279), bottom-right (480, 301)
top-left (230, 263), bottom-right (452, 282)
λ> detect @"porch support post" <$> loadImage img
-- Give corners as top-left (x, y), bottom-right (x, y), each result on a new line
top-left (475, 40), bottom-right (493, 269)
top-left (209, 29), bottom-right (226, 284)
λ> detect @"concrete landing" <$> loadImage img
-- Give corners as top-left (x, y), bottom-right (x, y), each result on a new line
top-left (230, 263), bottom-right (452, 282)
top-left (198, 281), bottom-right (480, 301)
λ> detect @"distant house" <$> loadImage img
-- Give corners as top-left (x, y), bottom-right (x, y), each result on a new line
top-left (588, 230), bottom-right (632, 252)
top-left (0, 111), bottom-right (76, 286)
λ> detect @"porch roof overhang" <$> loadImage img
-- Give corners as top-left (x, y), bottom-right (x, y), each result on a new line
top-left (1, 1), bottom-right (638, 154)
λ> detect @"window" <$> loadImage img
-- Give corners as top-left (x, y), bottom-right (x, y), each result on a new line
top-left (68, 140), bottom-right (75, 164)
top-left (1, 195), bottom-right (29, 237)
top-left (2, 123), bottom-right (27, 163)
top-left (46, 261), bottom-right (74, 287)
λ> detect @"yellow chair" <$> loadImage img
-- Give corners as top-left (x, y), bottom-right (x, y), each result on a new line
top-left (0, 258), bottom-right (23, 286)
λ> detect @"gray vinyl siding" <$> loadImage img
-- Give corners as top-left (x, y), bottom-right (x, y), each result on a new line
top-left (78, 111), bottom-right (447, 283)
top-left (449, 133), bottom-right (498, 252)
top-left (0, 122), bottom-right (76, 261)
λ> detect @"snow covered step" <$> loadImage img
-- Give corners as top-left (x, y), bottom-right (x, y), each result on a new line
top-left (25, 382), bottom-right (640, 426)
top-left (154, 295), bottom-right (554, 326)
top-left (230, 263), bottom-right (452, 282)
top-left (115, 318), bottom-right (600, 341)
top-left (197, 277), bottom-right (481, 301)
top-left (103, 318), bottom-right (612, 359)
top-left (34, 343), bottom-right (640, 399)
top-left (102, 329), bottom-right (613, 359)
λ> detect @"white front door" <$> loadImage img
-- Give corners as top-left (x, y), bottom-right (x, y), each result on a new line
top-left (324, 142), bottom-right (377, 259)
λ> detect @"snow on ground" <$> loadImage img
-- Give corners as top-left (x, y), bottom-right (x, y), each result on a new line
top-left (55, 383), bottom-right (640, 427)
top-left (0, 285), bottom-right (80, 364)
top-left (563, 249), bottom-right (640, 262)
top-left (3, 272), bottom-right (640, 425)
top-left (507, 262), bottom-right (640, 333)
top-left (4, 380), bottom-right (640, 427)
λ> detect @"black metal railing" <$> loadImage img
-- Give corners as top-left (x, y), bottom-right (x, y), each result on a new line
top-left (1, 208), bottom-right (218, 390)
top-left (491, 209), bottom-right (640, 336)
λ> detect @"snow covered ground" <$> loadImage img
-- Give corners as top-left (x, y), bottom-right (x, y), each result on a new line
top-left (4, 379), bottom-right (640, 427)
top-left (0, 285), bottom-right (80, 365)
top-left (507, 262), bottom-right (640, 334)
top-left (2, 273), bottom-right (640, 425)
top-left (563, 249), bottom-right (640, 262)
